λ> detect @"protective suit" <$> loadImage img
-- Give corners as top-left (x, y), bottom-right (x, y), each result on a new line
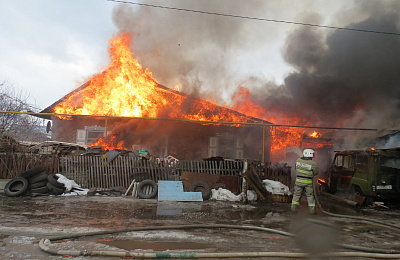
top-left (291, 149), bottom-right (319, 214)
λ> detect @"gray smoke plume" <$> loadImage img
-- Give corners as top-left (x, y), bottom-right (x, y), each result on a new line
top-left (112, 0), bottom-right (400, 150)
top-left (112, 0), bottom-right (277, 102)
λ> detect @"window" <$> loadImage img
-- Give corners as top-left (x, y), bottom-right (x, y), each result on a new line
top-left (355, 155), bottom-right (368, 173)
top-left (342, 155), bottom-right (354, 171)
top-left (334, 155), bottom-right (343, 167)
top-left (334, 155), bottom-right (354, 171)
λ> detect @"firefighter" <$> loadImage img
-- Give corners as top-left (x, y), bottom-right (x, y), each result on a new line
top-left (291, 148), bottom-right (319, 214)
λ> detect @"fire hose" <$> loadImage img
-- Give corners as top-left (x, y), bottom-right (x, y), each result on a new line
top-left (313, 179), bottom-right (400, 232)
top-left (38, 223), bottom-right (400, 258)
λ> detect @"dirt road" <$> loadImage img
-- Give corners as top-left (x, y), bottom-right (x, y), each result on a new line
top-left (0, 194), bottom-right (400, 259)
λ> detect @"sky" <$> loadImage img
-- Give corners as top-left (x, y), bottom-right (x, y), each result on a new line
top-left (1, 0), bottom-right (400, 148)
top-left (0, 0), bottom-right (347, 109)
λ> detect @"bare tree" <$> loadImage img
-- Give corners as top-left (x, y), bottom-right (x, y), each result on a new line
top-left (0, 81), bottom-right (49, 143)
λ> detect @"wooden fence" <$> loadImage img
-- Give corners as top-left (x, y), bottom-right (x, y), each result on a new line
top-left (0, 153), bottom-right (59, 179)
top-left (59, 156), bottom-right (245, 189)
top-left (0, 153), bottom-right (291, 190)
top-left (261, 162), bottom-right (292, 188)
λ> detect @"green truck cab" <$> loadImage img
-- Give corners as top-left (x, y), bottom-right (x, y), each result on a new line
top-left (325, 148), bottom-right (400, 204)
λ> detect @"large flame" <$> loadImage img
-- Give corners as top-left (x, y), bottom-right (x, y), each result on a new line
top-left (231, 86), bottom-right (307, 152)
top-left (90, 135), bottom-right (126, 151)
top-left (54, 32), bottom-right (262, 150)
top-left (55, 32), bottom-right (258, 123)
top-left (53, 32), bottom-right (333, 154)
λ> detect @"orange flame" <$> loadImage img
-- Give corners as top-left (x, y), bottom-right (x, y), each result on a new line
top-left (231, 86), bottom-right (307, 152)
top-left (317, 178), bottom-right (327, 186)
top-left (310, 131), bottom-right (320, 138)
top-left (54, 32), bottom-right (255, 124)
top-left (89, 135), bottom-right (126, 151)
top-left (54, 32), bottom-right (332, 156)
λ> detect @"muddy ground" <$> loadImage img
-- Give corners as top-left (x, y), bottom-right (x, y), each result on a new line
top-left (1, 193), bottom-right (400, 260)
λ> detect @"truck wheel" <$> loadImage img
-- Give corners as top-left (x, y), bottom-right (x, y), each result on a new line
top-left (350, 185), bottom-right (372, 206)
top-left (189, 181), bottom-right (212, 200)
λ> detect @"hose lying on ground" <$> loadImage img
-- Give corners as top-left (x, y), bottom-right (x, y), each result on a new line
top-left (39, 224), bottom-right (400, 258)
top-left (313, 180), bottom-right (400, 232)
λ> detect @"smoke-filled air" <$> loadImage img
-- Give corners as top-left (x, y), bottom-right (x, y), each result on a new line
top-left (111, 0), bottom-right (400, 150)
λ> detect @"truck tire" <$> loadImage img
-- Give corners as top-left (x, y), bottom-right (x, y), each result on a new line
top-left (47, 174), bottom-right (65, 189)
top-left (20, 165), bottom-right (46, 179)
top-left (30, 180), bottom-right (49, 189)
top-left (28, 173), bottom-right (48, 184)
top-left (137, 180), bottom-right (158, 199)
top-left (31, 185), bottom-right (50, 194)
top-left (189, 181), bottom-right (212, 200)
top-left (47, 182), bottom-right (65, 195)
top-left (4, 177), bottom-right (29, 197)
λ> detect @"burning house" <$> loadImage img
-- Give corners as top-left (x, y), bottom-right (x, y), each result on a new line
top-left (40, 32), bottom-right (274, 162)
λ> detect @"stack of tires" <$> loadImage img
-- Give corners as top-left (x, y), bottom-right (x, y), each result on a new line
top-left (4, 166), bottom-right (66, 197)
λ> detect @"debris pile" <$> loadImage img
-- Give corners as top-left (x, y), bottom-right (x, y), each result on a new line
top-left (3, 165), bottom-right (87, 197)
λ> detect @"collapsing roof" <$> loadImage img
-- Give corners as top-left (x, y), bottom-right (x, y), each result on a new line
top-left (41, 80), bottom-right (272, 125)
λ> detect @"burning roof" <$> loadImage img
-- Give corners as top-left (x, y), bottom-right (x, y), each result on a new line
top-left (41, 32), bottom-right (270, 127)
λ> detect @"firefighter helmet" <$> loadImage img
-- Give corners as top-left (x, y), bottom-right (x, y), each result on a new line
top-left (303, 149), bottom-right (315, 158)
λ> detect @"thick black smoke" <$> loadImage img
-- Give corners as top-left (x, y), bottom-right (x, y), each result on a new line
top-left (112, 1), bottom-right (400, 149)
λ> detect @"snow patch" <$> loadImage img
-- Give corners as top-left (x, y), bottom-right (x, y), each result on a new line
top-left (55, 173), bottom-right (89, 196)
top-left (263, 179), bottom-right (292, 196)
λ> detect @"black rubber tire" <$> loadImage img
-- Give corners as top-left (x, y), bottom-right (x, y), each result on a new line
top-left (28, 172), bottom-right (48, 184)
top-left (30, 180), bottom-right (48, 189)
top-left (189, 181), bottom-right (212, 200)
top-left (137, 180), bottom-right (158, 199)
top-left (47, 182), bottom-right (65, 195)
top-left (30, 185), bottom-right (50, 194)
top-left (20, 165), bottom-right (46, 179)
top-left (4, 177), bottom-right (29, 197)
top-left (47, 174), bottom-right (65, 189)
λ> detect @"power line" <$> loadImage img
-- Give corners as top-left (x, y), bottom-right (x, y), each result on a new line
top-left (107, 0), bottom-right (400, 37)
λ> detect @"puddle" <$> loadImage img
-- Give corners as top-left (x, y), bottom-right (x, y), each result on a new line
top-left (98, 239), bottom-right (215, 251)
top-left (11, 236), bottom-right (35, 244)
top-left (156, 203), bottom-right (202, 216)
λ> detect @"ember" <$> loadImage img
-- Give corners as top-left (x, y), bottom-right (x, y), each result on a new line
top-left (317, 178), bottom-right (327, 185)
top-left (310, 131), bottom-right (321, 138)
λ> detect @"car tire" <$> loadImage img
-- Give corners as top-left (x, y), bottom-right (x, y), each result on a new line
top-left (31, 185), bottom-right (50, 194)
top-left (30, 180), bottom-right (48, 189)
top-left (189, 181), bottom-right (212, 200)
top-left (137, 180), bottom-right (158, 199)
top-left (47, 182), bottom-right (65, 195)
top-left (20, 165), bottom-right (46, 179)
top-left (28, 173), bottom-right (48, 184)
top-left (47, 174), bottom-right (65, 189)
top-left (4, 177), bottom-right (29, 197)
